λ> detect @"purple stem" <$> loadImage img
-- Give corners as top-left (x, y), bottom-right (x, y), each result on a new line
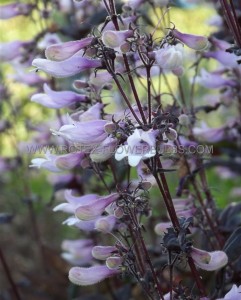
top-left (0, 247), bottom-right (22, 300)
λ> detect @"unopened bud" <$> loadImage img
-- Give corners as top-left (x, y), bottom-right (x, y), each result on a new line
top-left (104, 122), bottom-right (117, 134)
top-left (165, 128), bottom-right (178, 141)
top-left (106, 256), bottom-right (123, 269)
top-left (120, 42), bottom-right (131, 53)
top-left (154, 222), bottom-right (172, 235)
top-left (92, 246), bottom-right (117, 260)
top-left (114, 207), bottom-right (124, 218)
top-left (139, 181), bottom-right (152, 190)
top-left (178, 114), bottom-right (190, 126)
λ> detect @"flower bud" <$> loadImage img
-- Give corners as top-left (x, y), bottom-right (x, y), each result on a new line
top-left (154, 222), bottom-right (172, 235)
top-left (69, 265), bottom-right (120, 286)
top-left (89, 70), bottom-right (114, 88)
top-left (178, 114), bottom-right (190, 126)
top-left (114, 207), bottom-right (124, 218)
top-left (165, 128), bottom-right (178, 141)
top-left (172, 29), bottom-right (209, 51)
top-left (104, 122), bottom-right (117, 134)
top-left (102, 30), bottom-right (133, 48)
top-left (92, 246), bottom-right (117, 260)
top-left (172, 66), bottom-right (184, 77)
top-left (120, 42), bottom-right (131, 53)
top-left (106, 256), bottom-right (123, 269)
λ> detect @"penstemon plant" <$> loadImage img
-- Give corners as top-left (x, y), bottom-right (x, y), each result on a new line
top-left (1, 0), bottom-right (241, 299)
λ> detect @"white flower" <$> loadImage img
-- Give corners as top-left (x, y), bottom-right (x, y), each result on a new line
top-left (155, 44), bottom-right (184, 71)
top-left (115, 129), bottom-right (157, 167)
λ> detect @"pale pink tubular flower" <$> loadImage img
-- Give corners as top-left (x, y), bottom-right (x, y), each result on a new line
top-left (30, 151), bottom-right (84, 172)
top-left (172, 29), bottom-right (209, 51)
top-left (61, 239), bottom-right (94, 265)
top-left (54, 190), bottom-right (99, 214)
top-left (204, 50), bottom-right (240, 69)
top-left (32, 56), bottom-right (102, 78)
top-left (77, 103), bottom-right (104, 122)
top-left (195, 69), bottom-right (237, 89)
top-left (51, 119), bottom-right (108, 146)
top-left (0, 3), bottom-right (33, 19)
top-left (11, 71), bottom-right (46, 86)
top-left (193, 122), bottom-right (225, 143)
top-left (190, 247), bottom-right (228, 271)
top-left (31, 83), bottom-right (88, 109)
top-left (45, 37), bottom-right (94, 61)
top-left (0, 41), bottom-right (31, 62)
top-left (75, 193), bottom-right (119, 221)
top-left (209, 37), bottom-right (231, 51)
top-left (69, 265), bottom-right (120, 286)
top-left (63, 217), bottom-right (96, 232)
top-left (92, 246), bottom-right (117, 260)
